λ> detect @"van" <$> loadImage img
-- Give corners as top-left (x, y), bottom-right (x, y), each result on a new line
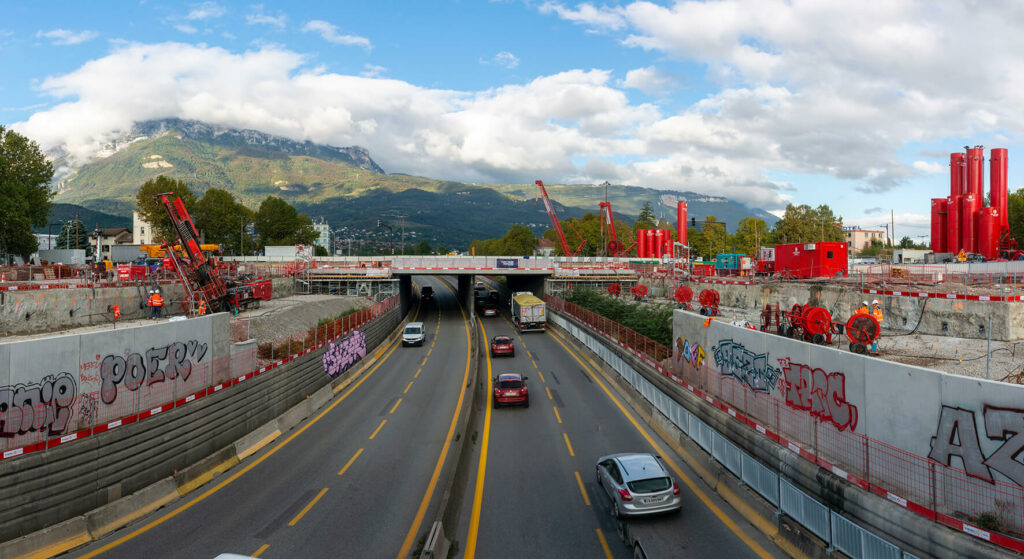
top-left (421, 286), bottom-right (434, 302)
top-left (402, 322), bottom-right (426, 346)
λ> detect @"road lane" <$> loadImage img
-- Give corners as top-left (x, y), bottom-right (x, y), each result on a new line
top-left (68, 277), bottom-right (469, 559)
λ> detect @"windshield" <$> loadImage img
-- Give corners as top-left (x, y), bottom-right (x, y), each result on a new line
top-left (627, 476), bottom-right (671, 493)
top-left (498, 380), bottom-right (522, 389)
top-left (405, 326), bottom-right (422, 335)
top-left (493, 338), bottom-right (510, 344)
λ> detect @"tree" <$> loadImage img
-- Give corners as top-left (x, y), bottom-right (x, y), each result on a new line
top-left (253, 196), bottom-right (318, 246)
top-left (314, 245), bottom-right (329, 256)
top-left (1009, 189), bottom-right (1024, 244)
top-left (701, 216), bottom-right (727, 259)
top-left (191, 188), bottom-right (255, 254)
top-left (733, 217), bottom-right (769, 255)
top-left (635, 202), bottom-right (656, 230)
top-left (136, 176), bottom-right (198, 242)
top-left (0, 126), bottom-right (54, 262)
top-left (54, 219), bottom-right (93, 257)
top-left (502, 225), bottom-right (538, 255)
top-left (768, 204), bottom-right (844, 244)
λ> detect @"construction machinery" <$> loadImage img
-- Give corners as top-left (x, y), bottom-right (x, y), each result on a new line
top-left (698, 289), bottom-right (720, 316)
top-left (154, 193), bottom-right (234, 313)
top-left (536, 180), bottom-right (585, 256)
top-left (673, 285), bottom-right (693, 309)
top-left (599, 201), bottom-right (636, 257)
top-left (846, 314), bottom-right (880, 354)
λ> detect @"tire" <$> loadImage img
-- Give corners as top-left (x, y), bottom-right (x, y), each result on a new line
top-left (853, 343), bottom-right (868, 355)
top-left (510, 351), bottom-right (515, 358)
top-left (596, 467), bottom-right (603, 487)
top-left (492, 398), bottom-right (499, 409)
top-left (612, 500), bottom-right (621, 519)
top-left (811, 333), bottom-right (825, 345)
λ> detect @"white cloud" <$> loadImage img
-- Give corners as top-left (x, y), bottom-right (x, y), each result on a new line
top-left (481, 51), bottom-right (519, 69)
top-left (186, 2), bottom-right (226, 20)
top-left (539, 2), bottom-right (626, 31)
top-left (361, 64), bottom-right (387, 78)
top-left (913, 160), bottom-right (943, 173)
top-left (174, 24), bottom-right (199, 34)
top-left (246, 4), bottom-right (287, 28)
top-left (35, 29), bottom-right (98, 46)
top-left (622, 66), bottom-right (675, 94)
top-left (302, 20), bottom-right (371, 49)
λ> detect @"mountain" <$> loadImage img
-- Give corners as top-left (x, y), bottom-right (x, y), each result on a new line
top-left (32, 203), bottom-right (131, 234)
top-left (51, 118), bottom-right (777, 247)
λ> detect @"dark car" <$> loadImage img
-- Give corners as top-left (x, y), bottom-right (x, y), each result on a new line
top-left (421, 285), bottom-right (434, 301)
top-left (477, 299), bottom-right (498, 317)
top-left (493, 372), bottom-right (529, 407)
top-left (490, 335), bottom-right (514, 357)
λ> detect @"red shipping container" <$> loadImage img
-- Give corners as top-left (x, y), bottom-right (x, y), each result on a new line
top-left (773, 242), bottom-right (849, 278)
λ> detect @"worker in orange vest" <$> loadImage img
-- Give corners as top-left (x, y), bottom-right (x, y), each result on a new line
top-left (855, 301), bottom-right (869, 315)
top-left (197, 299), bottom-right (207, 316)
top-left (148, 290), bottom-right (164, 319)
top-left (871, 299), bottom-right (883, 353)
top-left (113, 304), bottom-right (121, 323)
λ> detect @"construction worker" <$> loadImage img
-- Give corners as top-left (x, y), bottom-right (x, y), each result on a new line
top-left (197, 299), bottom-right (207, 316)
top-left (112, 304), bottom-right (121, 324)
top-left (855, 301), bottom-right (869, 315)
top-left (871, 300), bottom-right (883, 353)
top-left (148, 290), bottom-right (164, 319)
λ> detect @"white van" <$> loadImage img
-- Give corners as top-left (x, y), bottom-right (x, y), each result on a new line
top-left (402, 322), bottom-right (426, 346)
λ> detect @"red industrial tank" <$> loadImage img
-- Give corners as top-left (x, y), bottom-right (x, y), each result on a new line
top-left (930, 198), bottom-right (948, 253)
top-left (661, 229), bottom-right (674, 258)
top-left (950, 152), bottom-right (966, 196)
top-left (677, 202), bottom-right (688, 250)
top-left (966, 146), bottom-right (985, 200)
top-left (637, 229), bottom-right (646, 258)
top-left (978, 208), bottom-right (999, 260)
top-left (645, 229), bottom-right (656, 259)
top-left (961, 193), bottom-right (980, 253)
top-left (947, 195), bottom-right (962, 254)
top-left (991, 148), bottom-right (1009, 233)
top-left (653, 229), bottom-right (665, 258)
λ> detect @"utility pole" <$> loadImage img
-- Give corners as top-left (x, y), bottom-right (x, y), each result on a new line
top-left (891, 209), bottom-right (896, 248)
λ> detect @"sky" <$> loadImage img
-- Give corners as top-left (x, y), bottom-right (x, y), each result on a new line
top-left (4, 1), bottom-right (1024, 242)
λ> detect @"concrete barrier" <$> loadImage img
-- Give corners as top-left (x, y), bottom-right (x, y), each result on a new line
top-left (0, 517), bottom-right (90, 559)
top-left (84, 478), bottom-right (178, 539)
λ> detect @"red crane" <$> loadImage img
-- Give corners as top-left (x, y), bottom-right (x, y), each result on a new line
top-left (599, 201), bottom-right (636, 256)
top-left (536, 180), bottom-right (585, 256)
top-left (154, 193), bottom-right (232, 313)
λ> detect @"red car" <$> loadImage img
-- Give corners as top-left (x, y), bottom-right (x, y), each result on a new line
top-left (490, 335), bottom-right (515, 358)
top-left (493, 373), bottom-right (529, 407)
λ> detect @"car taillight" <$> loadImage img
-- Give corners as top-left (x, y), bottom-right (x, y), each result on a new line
top-left (617, 488), bottom-right (632, 501)
top-left (672, 482), bottom-right (680, 495)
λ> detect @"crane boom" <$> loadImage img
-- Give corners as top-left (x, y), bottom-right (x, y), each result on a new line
top-left (154, 193), bottom-right (231, 313)
top-left (536, 180), bottom-right (573, 256)
top-left (599, 201), bottom-right (635, 256)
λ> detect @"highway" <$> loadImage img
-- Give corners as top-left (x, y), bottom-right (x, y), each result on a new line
top-left (66, 277), bottom-right (469, 559)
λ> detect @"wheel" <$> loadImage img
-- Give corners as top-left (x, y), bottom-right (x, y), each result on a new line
top-left (811, 333), bottom-right (825, 345)
top-left (510, 351), bottom-right (515, 358)
top-left (596, 467), bottom-right (603, 487)
top-left (853, 343), bottom-right (868, 355)
top-left (611, 500), bottom-right (621, 519)
top-left (699, 308), bottom-right (707, 316)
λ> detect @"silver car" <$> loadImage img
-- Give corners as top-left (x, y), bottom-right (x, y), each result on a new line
top-left (596, 453), bottom-right (681, 518)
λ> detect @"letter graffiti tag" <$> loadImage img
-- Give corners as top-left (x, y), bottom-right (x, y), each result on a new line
top-left (928, 405), bottom-right (1024, 486)
top-left (712, 339), bottom-right (780, 393)
top-left (323, 331), bottom-right (366, 378)
top-left (99, 339), bottom-right (208, 404)
top-left (779, 358), bottom-right (858, 431)
top-left (0, 373), bottom-right (78, 437)
top-left (674, 336), bottom-right (706, 369)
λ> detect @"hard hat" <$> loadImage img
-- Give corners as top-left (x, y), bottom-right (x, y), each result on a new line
top-left (872, 299), bottom-right (879, 305)
top-left (862, 301), bottom-right (868, 306)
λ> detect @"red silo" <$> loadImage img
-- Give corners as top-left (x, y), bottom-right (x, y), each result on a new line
top-left (930, 198), bottom-right (948, 253)
top-left (662, 229), bottom-right (674, 258)
top-left (966, 146), bottom-right (985, 200)
top-left (677, 202), bottom-right (688, 250)
top-left (950, 152), bottom-right (966, 196)
top-left (653, 229), bottom-right (665, 258)
top-left (991, 148), bottom-right (1009, 233)
top-left (947, 195), bottom-right (962, 254)
top-left (961, 193), bottom-right (981, 253)
top-left (636, 229), bottom-right (646, 258)
top-left (645, 229), bottom-right (656, 259)
top-left (978, 208), bottom-right (999, 260)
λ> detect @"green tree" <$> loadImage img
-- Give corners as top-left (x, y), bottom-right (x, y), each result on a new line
top-left (314, 245), bottom-right (329, 256)
top-left (634, 201), bottom-right (656, 230)
top-left (54, 219), bottom-right (93, 257)
top-left (136, 176), bottom-right (198, 242)
top-left (409, 240), bottom-right (433, 255)
top-left (769, 204), bottom-right (844, 244)
top-left (701, 216), bottom-right (727, 259)
top-left (253, 196), bottom-right (318, 246)
top-left (191, 188), bottom-right (255, 255)
top-left (502, 224), bottom-right (538, 255)
top-left (733, 217), bottom-right (769, 255)
top-left (1009, 189), bottom-right (1024, 244)
top-left (0, 126), bottom-right (54, 262)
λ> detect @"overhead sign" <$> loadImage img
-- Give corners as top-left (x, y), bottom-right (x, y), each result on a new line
top-left (496, 258), bottom-right (519, 269)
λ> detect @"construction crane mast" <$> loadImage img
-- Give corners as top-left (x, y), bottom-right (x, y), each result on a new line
top-left (536, 179), bottom-right (585, 256)
top-left (154, 193), bottom-right (231, 313)
top-left (599, 201), bottom-right (635, 257)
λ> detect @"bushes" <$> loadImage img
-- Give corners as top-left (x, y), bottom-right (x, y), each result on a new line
top-left (564, 288), bottom-right (673, 347)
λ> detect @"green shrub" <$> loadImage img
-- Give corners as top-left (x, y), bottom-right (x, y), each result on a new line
top-left (564, 288), bottom-right (673, 347)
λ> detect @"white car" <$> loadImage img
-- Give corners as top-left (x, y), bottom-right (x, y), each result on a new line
top-left (402, 322), bottom-right (426, 346)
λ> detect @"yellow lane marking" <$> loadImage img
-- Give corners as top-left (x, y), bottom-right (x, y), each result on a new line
top-left (415, 368), bottom-right (423, 378)
top-left (427, 348), bottom-right (433, 356)
top-left (252, 544), bottom-right (270, 557)
top-left (537, 370), bottom-right (546, 383)
top-left (421, 357), bottom-right (428, 366)
top-left (390, 398), bottom-right (403, 414)
top-left (288, 487), bottom-right (328, 526)
top-left (404, 381), bottom-right (414, 394)
top-left (464, 321), bottom-right (496, 559)
top-left (369, 419), bottom-right (387, 440)
top-left (75, 333), bottom-right (405, 559)
top-left (574, 471), bottom-right (590, 506)
top-left (531, 359), bottom-right (538, 370)
top-left (546, 386), bottom-right (553, 400)
top-left (553, 406), bottom-right (562, 424)
top-left (397, 279), bottom-right (473, 559)
top-left (338, 448), bottom-right (363, 476)
top-left (547, 329), bottom-right (775, 559)
top-left (595, 529), bottom-right (613, 559)
top-left (563, 433), bottom-right (575, 457)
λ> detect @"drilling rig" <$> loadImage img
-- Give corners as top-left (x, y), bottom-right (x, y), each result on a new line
top-left (154, 193), bottom-right (233, 313)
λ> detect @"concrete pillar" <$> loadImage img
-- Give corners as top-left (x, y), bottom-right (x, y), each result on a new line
top-left (399, 274), bottom-right (412, 315)
top-left (458, 275), bottom-right (473, 318)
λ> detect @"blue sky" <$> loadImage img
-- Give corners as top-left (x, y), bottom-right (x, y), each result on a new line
top-left (4, 1), bottom-right (1024, 242)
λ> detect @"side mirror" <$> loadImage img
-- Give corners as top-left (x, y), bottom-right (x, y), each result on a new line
top-left (523, 376), bottom-right (528, 381)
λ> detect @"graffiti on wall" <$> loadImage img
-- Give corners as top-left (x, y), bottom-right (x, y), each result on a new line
top-left (928, 405), bottom-right (1024, 486)
top-left (323, 331), bottom-right (366, 378)
top-left (0, 373), bottom-right (78, 437)
top-left (98, 339), bottom-right (209, 404)
top-left (779, 358), bottom-right (858, 431)
top-left (711, 339), bottom-right (781, 393)
top-left (674, 335), bottom-right (706, 370)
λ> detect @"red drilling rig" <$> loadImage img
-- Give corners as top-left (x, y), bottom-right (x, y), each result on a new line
top-left (599, 201), bottom-right (636, 256)
top-left (154, 192), bottom-right (233, 313)
top-left (536, 180), bottom-right (585, 256)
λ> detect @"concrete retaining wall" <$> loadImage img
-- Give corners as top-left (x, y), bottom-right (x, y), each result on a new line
top-left (0, 302), bottom-right (401, 545)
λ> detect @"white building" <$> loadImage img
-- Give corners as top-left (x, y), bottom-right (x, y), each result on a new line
top-left (313, 219), bottom-right (330, 251)
top-left (133, 211), bottom-right (155, 246)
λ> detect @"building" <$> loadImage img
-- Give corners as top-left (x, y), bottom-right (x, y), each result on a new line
top-left (95, 228), bottom-right (134, 261)
top-left (843, 226), bottom-right (886, 252)
top-left (893, 249), bottom-right (929, 264)
top-left (133, 211), bottom-right (155, 246)
top-left (313, 219), bottom-right (331, 251)
top-left (534, 238), bottom-right (555, 256)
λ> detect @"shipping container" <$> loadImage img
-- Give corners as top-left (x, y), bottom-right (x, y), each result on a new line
top-left (773, 242), bottom-right (848, 278)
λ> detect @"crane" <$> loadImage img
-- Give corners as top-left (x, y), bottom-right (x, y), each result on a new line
top-left (599, 201), bottom-right (636, 257)
top-left (536, 179), bottom-right (585, 256)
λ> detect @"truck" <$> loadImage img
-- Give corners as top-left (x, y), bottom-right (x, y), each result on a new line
top-left (511, 291), bottom-right (546, 332)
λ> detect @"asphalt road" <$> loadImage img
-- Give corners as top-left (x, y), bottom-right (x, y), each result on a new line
top-left (65, 277), bottom-right (469, 559)
top-left (458, 303), bottom-right (787, 559)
